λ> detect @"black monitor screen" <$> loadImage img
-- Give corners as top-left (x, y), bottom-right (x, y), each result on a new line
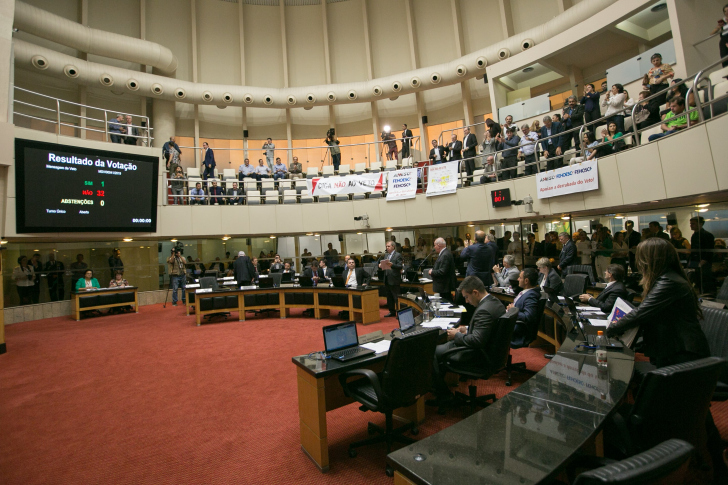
top-left (14, 139), bottom-right (158, 233)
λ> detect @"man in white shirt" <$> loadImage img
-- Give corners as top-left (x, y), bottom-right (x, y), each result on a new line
top-left (255, 159), bottom-right (271, 180)
top-left (239, 158), bottom-right (256, 180)
top-left (518, 124), bottom-right (540, 175)
top-left (343, 258), bottom-right (369, 287)
top-left (502, 115), bottom-right (515, 136)
top-left (124, 115), bottom-right (137, 146)
top-left (429, 139), bottom-right (446, 164)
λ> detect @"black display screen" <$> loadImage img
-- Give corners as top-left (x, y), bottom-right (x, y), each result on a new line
top-left (15, 139), bottom-right (159, 233)
top-left (491, 188), bottom-right (511, 208)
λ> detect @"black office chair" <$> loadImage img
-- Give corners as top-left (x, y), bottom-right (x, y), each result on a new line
top-left (440, 307), bottom-right (518, 413)
top-left (624, 288), bottom-right (639, 304)
top-left (563, 274), bottom-right (589, 298)
top-left (605, 357), bottom-right (725, 458)
top-left (338, 329), bottom-right (440, 476)
top-left (700, 306), bottom-right (728, 401)
top-left (566, 264), bottom-right (596, 285)
top-left (714, 276), bottom-right (728, 304)
top-left (506, 297), bottom-right (548, 385)
top-left (572, 439), bottom-right (694, 485)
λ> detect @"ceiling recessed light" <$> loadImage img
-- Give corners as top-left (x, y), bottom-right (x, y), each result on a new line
top-left (614, 215), bottom-right (624, 219)
top-left (306, 233), bottom-right (313, 236)
top-left (697, 208), bottom-right (709, 212)
top-left (171, 239), bottom-right (178, 242)
top-left (651, 3), bottom-right (667, 12)
top-left (561, 216), bottom-right (570, 220)
top-left (522, 67), bottom-right (535, 73)
top-left (467, 224), bottom-right (474, 227)
top-left (270, 235), bottom-right (276, 239)
top-left (356, 232), bottom-right (363, 235)
top-left (386, 228), bottom-right (393, 232)
top-left (123, 238), bottom-right (133, 242)
top-left (697, 204), bottom-right (710, 208)
top-left (222, 236), bottom-right (231, 241)
top-left (0, 240), bottom-right (7, 245)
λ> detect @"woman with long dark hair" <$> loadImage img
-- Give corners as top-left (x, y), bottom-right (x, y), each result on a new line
top-left (606, 238), bottom-right (708, 367)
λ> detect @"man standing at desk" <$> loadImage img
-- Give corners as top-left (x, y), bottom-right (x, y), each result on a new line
top-left (459, 230), bottom-right (495, 285)
top-left (429, 237), bottom-right (457, 303)
top-left (234, 251), bottom-right (256, 286)
top-left (379, 241), bottom-right (403, 317)
top-left (557, 232), bottom-right (577, 274)
top-left (167, 248), bottom-right (187, 307)
top-left (427, 276), bottom-right (505, 408)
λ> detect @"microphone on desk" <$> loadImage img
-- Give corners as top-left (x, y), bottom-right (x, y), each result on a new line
top-left (415, 249), bottom-right (435, 273)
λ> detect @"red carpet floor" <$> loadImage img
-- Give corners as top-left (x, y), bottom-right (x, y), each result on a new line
top-left (1, 304), bottom-right (726, 485)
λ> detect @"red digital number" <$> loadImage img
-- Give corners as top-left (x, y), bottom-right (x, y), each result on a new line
top-left (82, 190), bottom-right (92, 196)
top-left (96, 190), bottom-right (105, 197)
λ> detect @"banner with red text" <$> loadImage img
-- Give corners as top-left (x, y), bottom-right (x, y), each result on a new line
top-left (536, 159), bottom-right (599, 199)
top-left (307, 172), bottom-right (387, 197)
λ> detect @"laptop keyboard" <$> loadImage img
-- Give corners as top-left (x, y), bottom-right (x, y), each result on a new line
top-left (587, 334), bottom-right (614, 346)
top-left (403, 327), bottom-right (432, 337)
top-left (328, 347), bottom-right (370, 360)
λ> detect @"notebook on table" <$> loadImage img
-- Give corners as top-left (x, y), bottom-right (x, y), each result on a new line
top-left (323, 321), bottom-right (375, 362)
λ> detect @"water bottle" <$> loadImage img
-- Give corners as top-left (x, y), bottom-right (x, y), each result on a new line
top-left (595, 330), bottom-right (608, 368)
top-left (423, 308), bottom-right (431, 322)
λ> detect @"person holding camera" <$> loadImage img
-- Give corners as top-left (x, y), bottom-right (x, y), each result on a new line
top-left (381, 129), bottom-right (397, 161)
top-left (167, 248), bottom-right (188, 307)
top-left (13, 256), bottom-right (35, 305)
top-left (325, 130), bottom-right (341, 171)
top-left (263, 138), bottom-right (275, 172)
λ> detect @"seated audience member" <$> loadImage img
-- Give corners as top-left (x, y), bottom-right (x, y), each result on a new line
top-left (536, 257), bottom-right (563, 295)
top-left (255, 159), bottom-right (271, 180)
top-left (426, 276), bottom-right (506, 408)
top-left (670, 227), bottom-right (692, 257)
top-left (598, 121), bottom-right (624, 155)
top-left (251, 257), bottom-right (261, 276)
top-left (480, 156), bottom-right (497, 184)
top-left (569, 132), bottom-right (599, 165)
top-left (283, 262), bottom-right (293, 273)
top-left (492, 255), bottom-right (520, 286)
top-left (289, 157), bottom-right (303, 179)
top-left (429, 139), bottom-right (447, 164)
top-left (507, 268), bottom-right (541, 347)
top-left (238, 158), bottom-right (256, 180)
top-left (343, 258), bottom-right (370, 287)
top-left (664, 78), bottom-right (695, 111)
top-left (632, 90), bottom-right (661, 131)
top-left (190, 182), bottom-right (205, 205)
top-left (579, 264), bottom-right (627, 313)
top-left (170, 167), bottom-right (186, 205)
top-left (208, 180), bottom-right (224, 205)
top-left (648, 96), bottom-right (697, 141)
top-left (76, 269), bottom-right (100, 291)
top-left (498, 127), bottom-right (520, 180)
top-left (273, 157), bottom-right (288, 180)
top-left (518, 123), bottom-right (539, 175)
top-left (540, 115), bottom-right (564, 170)
top-left (109, 270), bottom-right (132, 312)
top-left (227, 182), bottom-right (242, 205)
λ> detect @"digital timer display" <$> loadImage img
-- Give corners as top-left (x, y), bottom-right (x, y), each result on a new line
top-left (15, 139), bottom-right (158, 233)
top-left (491, 188), bottom-right (512, 208)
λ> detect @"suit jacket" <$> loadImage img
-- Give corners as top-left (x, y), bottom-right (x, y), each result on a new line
top-left (343, 267), bottom-right (370, 286)
top-left (606, 270), bottom-right (710, 364)
top-left (452, 294), bottom-right (506, 360)
top-left (402, 129), bottom-right (413, 147)
top-left (559, 240), bottom-right (577, 270)
top-left (226, 187), bottom-right (242, 201)
top-left (462, 133), bottom-right (478, 159)
top-left (498, 135), bottom-right (520, 158)
top-left (562, 104), bottom-right (585, 128)
top-left (431, 249), bottom-right (457, 295)
top-left (233, 256), bottom-right (255, 284)
top-left (540, 122), bottom-right (564, 153)
top-left (460, 242), bottom-right (495, 276)
top-left (494, 266), bottom-right (520, 287)
top-left (588, 281), bottom-right (627, 314)
top-left (318, 266), bottom-right (334, 280)
top-left (203, 148), bottom-right (216, 169)
top-left (538, 269), bottom-right (563, 295)
top-left (448, 140), bottom-right (463, 161)
top-left (378, 251), bottom-right (403, 286)
top-left (581, 91), bottom-right (601, 113)
top-left (514, 288), bottom-right (540, 328)
top-left (429, 146), bottom-right (447, 163)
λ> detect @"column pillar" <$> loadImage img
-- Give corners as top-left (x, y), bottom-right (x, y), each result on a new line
top-left (665, 0), bottom-right (725, 79)
top-left (152, 98), bottom-right (176, 148)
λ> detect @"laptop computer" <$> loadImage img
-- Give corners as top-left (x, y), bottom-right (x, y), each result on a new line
top-left (397, 307), bottom-right (429, 336)
top-left (258, 277), bottom-right (275, 289)
top-left (322, 321), bottom-right (376, 362)
top-left (281, 271), bottom-right (293, 283)
top-left (563, 296), bottom-right (624, 349)
top-left (298, 276), bottom-right (314, 287)
top-left (199, 276), bottom-right (219, 291)
top-left (331, 276), bottom-right (346, 288)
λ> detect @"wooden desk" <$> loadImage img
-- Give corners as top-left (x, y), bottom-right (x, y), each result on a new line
top-left (188, 286), bottom-right (380, 326)
top-left (71, 287), bottom-right (139, 321)
top-left (586, 286), bottom-right (642, 303)
top-left (369, 279), bottom-right (433, 295)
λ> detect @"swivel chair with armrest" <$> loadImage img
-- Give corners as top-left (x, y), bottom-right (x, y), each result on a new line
top-left (440, 307), bottom-right (518, 414)
top-left (565, 264), bottom-right (596, 285)
top-left (506, 297), bottom-right (547, 385)
top-left (563, 273), bottom-right (589, 298)
top-left (338, 328), bottom-right (440, 476)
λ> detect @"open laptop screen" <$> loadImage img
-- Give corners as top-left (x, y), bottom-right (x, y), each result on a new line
top-left (397, 307), bottom-right (416, 332)
top-left (323, 322), bottom-right (358, 352)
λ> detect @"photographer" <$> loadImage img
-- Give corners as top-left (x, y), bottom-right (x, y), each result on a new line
top-left (167, 248), bottom-right (187, 307)
top-left (324, 129), bottom-right (341, 171)
top-left (381, 128), bottom-right (397, 161)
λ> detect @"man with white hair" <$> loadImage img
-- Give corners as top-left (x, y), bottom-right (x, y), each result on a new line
top-left (492, 254), bottom-right (520, 287)
top-left (428, 237), bottom-right (457, 303)
top-left (233, 250), bottom-right (256, 286)
top-left (557, 232), bottom-right (577, 274)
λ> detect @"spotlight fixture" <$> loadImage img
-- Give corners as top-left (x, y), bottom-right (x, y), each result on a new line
top-left (123, 238), bottom-right (133, 242)
top-left (385, 228), bottom-right (393, 232)
top-left (651, 3), bottom-right (667, 12)
top-left (170, 239), bottom-right (178, 242)
top-left (697, 204), bottom-right (710, 208)
top-left (561, 216), bottom-right (570, 220)
top-left (222, 236), bottom-right (231, 241)
top-left (522, 67), bottom-right (535, 73)
top-left (270, 236), bottom-right (276, 239)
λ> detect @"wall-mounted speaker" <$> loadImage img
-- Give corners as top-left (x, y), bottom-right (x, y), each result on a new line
top-left (531, 223), bottom-right (538, 232)
top-left (421, 116), bottom-right (428, 125)
top-left (338, 234), bottom-right (343, 242)
top-left (243, 129), bottom-right (249, 138)
top-left (666, 212), bottom-right (678, 226)
top-left (246, 238), bottom-right (251, 246)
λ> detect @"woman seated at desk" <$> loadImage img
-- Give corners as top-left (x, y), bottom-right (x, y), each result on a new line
top-left (76, 269), bottom-right (100, 291)
top-left (109, 270), bottom-right (132, 313)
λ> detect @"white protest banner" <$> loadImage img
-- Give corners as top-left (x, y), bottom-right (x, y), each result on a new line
top-left (386, 168), bottom-right (418, 201)
top-left (307, 172), bottom-right (387, 197)
top-left (536, 159), bottom-right (599, 199)
top-left (426, 161), bottom-right (458, 197)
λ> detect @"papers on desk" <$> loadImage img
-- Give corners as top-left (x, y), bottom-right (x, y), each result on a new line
top-left (187, 284), bottom-right (200, 289)
top-left (576, 306), bottom-right (602, 312)
top-left (361, 340), bottom-right (391, 354)
top-left (418, 278), bottom-right (432, 283)
top-left (196, 288), bottom-right (213, 293)
top-left (422, 318), bottom-right (460, 330)
top-left (450, 306), bottom-right (466, 313)
top-left (589, 319), bottom-right (609, 328)
top-left (607, 298), bottom-right (638, 347)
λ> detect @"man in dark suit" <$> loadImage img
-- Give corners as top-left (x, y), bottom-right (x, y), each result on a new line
top-left (302, 260), bottom-right (320, 280)
top-left (561, 96), bottom-right (585, 149)
top-left (429, 237), bottom-right (457, 303)
top-left (427, 276), bottom-right (506, 406)
top-left (318, 259), bottom-right (334, 281)
top-left (227, 182), bottom-right (243, 205)
top-left (508, 268), bottom-right (541, 347)
top-left (343, 258), bottom-right (369, 287)
top-left (447, 133), bottom-right (462, 161)
top-left (462, 127), bottom-right (478, 179)
top-left (623, 220), bottom-right (641, 272)
top-left (208, 180), bottom-right (224, 205)
top-left (557, 232), bottom-right (577, 274)
top-left (378, 241), bottom-right (403, 317)
top-left (459, 230), bottom-right (495, 285)
top-left (124, 115), bottom-right (139, 145)
top-left (524, 232), bottom-right (542, 262)
top-left (401, 124), bottom-right (413, 159)
top-left (580, 83), bottom-right (601, 134)
top-left (202, 142), bottom-right (216, 180)
top-left (537, 257), bottom-right (564, 295)
top-left (540, 116), bottom-right (564, 170)
top-left (429, 139), bottom-right (447, 164)
top-left (579, 264), bottom-right (627, 313)
top-left (233, 251), bottom-right (256, 286)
